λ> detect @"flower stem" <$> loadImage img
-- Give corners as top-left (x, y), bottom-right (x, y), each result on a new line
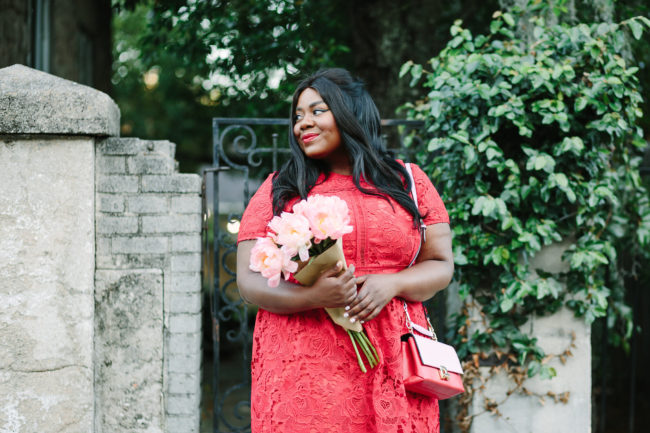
top-left (362, 332), bottom-right (380, 365)
top-left (347, 330), bottom-right (367, 373)
top-left (353, 331), bottom-right (377, 368)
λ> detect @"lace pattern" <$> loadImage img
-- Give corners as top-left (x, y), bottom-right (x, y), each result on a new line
top-left (238, 162), bottom-right (448, 433)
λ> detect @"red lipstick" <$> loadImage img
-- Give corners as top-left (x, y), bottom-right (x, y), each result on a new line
top-left (302, 133), bottom-right (319, 143)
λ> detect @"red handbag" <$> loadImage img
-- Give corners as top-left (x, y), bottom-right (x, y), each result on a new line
top-left (401, 303), bottom-right (465, 399)
top-left (401, 163), bottom-right (465, 399)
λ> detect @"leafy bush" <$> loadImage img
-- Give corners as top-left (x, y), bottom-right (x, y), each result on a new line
top-left (401, 11), bottom-right (650, 378)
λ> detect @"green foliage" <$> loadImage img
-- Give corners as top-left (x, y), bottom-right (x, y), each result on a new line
top-left (139, 0), bottom-right (351, 110)
top-left (402, 11), bottom-right (650, 375)
top-left (111, 0), bottom-right (353, 172)
top-left (112, 1), bottom-right (218, 172)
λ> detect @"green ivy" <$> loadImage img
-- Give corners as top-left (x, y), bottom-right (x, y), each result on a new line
top-left (401, 10), bottom-right (650, 378)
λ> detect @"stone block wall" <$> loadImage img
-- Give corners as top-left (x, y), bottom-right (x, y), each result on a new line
top-left (95, 269), bottom-right (164, 432)
top-left (1, 64), bottom-right (203, 433)
top-left (95, 137), bottom-right (202, 433)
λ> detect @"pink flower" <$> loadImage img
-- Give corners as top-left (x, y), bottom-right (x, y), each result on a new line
top-left (268, 212), bottom-right (313, 262)
top-left (249, 237), bottom-right (298, 287)
top-left (292, 195), bottom-right (354, 242)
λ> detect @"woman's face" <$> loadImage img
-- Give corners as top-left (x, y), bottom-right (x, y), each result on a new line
top-left (293, 88), bottom-right (347, 168)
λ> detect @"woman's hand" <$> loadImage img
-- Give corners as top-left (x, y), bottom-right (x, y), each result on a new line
top-left (344, 273), bottom-right (398, 323)
top-left (308, 262), bottom-right (358, 309)
top-left (342, 222), bottom-right (454, 324)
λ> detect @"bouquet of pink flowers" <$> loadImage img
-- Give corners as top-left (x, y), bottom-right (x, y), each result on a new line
top-left (249, 194), bottom-right (379, 372)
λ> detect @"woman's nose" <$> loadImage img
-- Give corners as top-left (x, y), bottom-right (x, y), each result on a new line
top-left (300, 114), bottom-right (315, 128)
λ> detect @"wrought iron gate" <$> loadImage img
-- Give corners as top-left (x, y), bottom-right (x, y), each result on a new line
top-left (201, 118), bottom-right (424, 433)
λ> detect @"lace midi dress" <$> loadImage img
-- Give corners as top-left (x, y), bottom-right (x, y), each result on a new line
top-left (237, 163), bottom-right (450, 433)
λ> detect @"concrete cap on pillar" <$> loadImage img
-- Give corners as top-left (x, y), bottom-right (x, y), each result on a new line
top-left (0, 64), bottom-right (120, 136)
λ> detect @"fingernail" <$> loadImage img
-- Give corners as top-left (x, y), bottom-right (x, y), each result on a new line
top-left (350, 318), bottom-right (356, 323)
top-left (343, 312), bottom-right (349, 318)
top-left (345, 305), bottom-right (350, 311)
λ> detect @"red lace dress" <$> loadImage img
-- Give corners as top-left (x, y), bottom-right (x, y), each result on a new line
top-left (237, 163), bottom-right (449, 433)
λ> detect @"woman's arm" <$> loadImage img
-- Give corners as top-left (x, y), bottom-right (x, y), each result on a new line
top-left (237, 239), bottom-right (359, 314)
top-left (345, 222), bottom-right (454, 323)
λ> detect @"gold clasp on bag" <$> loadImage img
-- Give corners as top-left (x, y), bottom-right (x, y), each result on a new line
top-left (439, 366), bottom-right (450, 381)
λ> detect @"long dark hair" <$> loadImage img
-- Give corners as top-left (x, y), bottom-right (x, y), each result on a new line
top-left (272, 68), bottom-right (422, 226)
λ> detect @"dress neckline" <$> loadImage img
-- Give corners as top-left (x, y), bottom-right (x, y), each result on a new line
top-left (317, 171), bottom-right (353, 182)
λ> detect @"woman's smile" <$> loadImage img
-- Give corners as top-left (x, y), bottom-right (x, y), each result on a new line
top-left (301, 132), bottom-right (319, 143)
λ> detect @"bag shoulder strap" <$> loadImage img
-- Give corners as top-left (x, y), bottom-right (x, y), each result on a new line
top-left (405, 163), bottom-right (427, 245)
top-left (403, 163), bottom-right (437, 340)
top-left (405, 163), bottom-right (418, 208)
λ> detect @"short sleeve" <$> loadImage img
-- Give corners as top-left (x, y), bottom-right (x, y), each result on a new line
top-left (237, 173), bottom-right (275, 243)
top-left (410, 163), bottom-right (450, 225)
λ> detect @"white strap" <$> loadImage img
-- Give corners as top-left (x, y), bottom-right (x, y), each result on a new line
top-left (403, 163), bottom-right (437, 340)
top-left (405, 163), bottom-right (418, 208)
top-left (405, 163), bottom-right (426, 242)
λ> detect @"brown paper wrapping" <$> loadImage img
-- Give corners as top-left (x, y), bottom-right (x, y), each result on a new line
top-left (293, 238), bottom-right (362, 332)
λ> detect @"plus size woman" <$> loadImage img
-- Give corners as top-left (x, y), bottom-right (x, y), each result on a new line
top-left (237, 68), bottom-right (454, 433)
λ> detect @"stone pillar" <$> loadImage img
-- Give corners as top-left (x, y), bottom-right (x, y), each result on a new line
top-left (0, 64), bottom-right (117, 432)
top-left (465, 241), bottom-right (591, 433)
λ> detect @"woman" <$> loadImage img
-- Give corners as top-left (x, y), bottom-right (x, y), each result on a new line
top-left (236, 68), bottom-right (454, 433)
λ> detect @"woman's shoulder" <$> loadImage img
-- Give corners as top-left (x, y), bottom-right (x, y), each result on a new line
top-left (394, 159), bottom-right (427, 179)
top-left (244, 172), bottom-right (277, 212)
top-left (254, 172), bottom-right (276, 194)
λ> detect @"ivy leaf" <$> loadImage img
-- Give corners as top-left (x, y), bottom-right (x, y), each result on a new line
top-left (464, 145), bottom-right (478, 169)
top-left (454, 245), bottom-right (469, 265)
top-left (451, 130), bottom-right (471, 144)
top-left (627, 19), bottom-right (643, 40)
top-left (527, 360), bottom-right (541, 377)
top-left (575, 97), bottom-right (588, 112)
top-left (500, 297), bottom-right (515, 313)
top-left (410, 63), bottom-right (423, 86)
top-left (552, 173), bottom-right (569, 188)
top-left (490, 19), bottom-right (502, 34)
top-left (638, 16), bottom-right (650, 29)
top-left (539, 365), bottom-right (557, 380)
top-left (518, 232), bottom-right (541, 251)
top-left (399, 60), bottom-right (414, 78)
top-left (503, 13), bottom-right (515, 27)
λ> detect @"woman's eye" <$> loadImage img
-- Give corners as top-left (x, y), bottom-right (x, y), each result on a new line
top-left (313, 108), bottom-right (328, 115)
top-left (294, 114), bottom-right (303, 121)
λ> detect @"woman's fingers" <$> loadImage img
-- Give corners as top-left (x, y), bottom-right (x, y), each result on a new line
top-left (313, 262), bottom-right (358, 308)
top-left (345, 274), bottom-right (366, 309)
top-left (345, 274), bottom-right (396, 323)
top-left (345, 287), bottom-right (371, 322)
top-left (319, 261), bottom-right (344, 279)
top-left (363, 304), bottom-right (384, 322)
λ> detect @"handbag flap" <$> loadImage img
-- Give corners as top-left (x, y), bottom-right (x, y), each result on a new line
top-left (412, 334), bottom-right (464, 374)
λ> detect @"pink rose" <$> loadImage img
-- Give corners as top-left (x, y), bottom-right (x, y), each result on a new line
top-left (249, 237), bottom-right (298, 287)
top-left (292, 195), bottom-right (353, 242)
top-left (268, 212), bottom-right (313, 262)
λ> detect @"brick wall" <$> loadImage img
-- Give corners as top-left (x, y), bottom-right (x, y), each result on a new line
top-left (95, 137), bottom-right (202, 433)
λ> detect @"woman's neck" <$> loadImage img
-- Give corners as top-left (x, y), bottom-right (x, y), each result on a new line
top-left (324, 152), bottom-right (352, 175)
